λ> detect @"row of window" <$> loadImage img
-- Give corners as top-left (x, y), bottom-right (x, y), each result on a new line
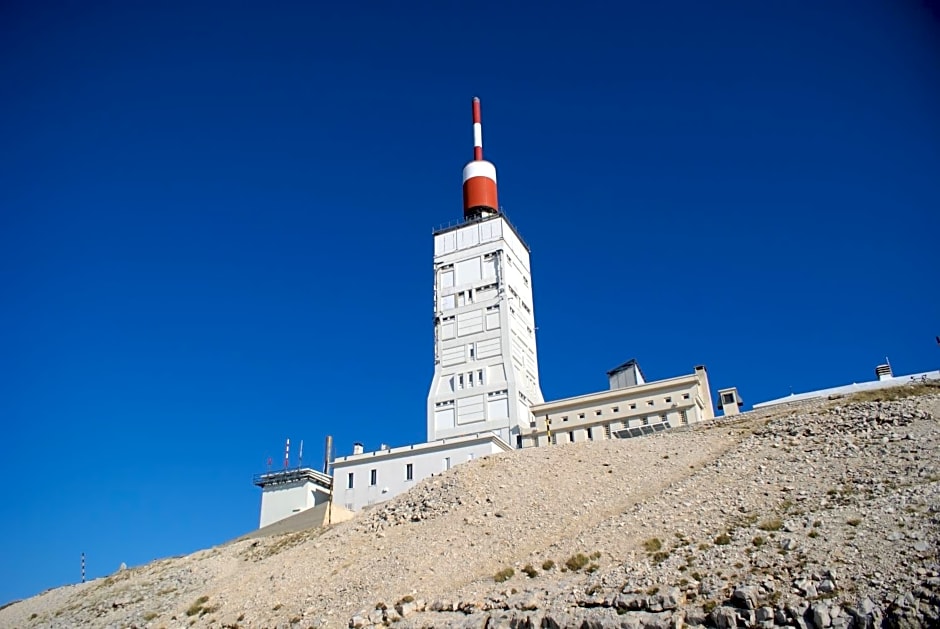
top-left (344, 455), bottom-right (473, 489)
top-left (548, 411), bottom-right (689, 444)
top-left (557, 393), bottom-right (690, 422)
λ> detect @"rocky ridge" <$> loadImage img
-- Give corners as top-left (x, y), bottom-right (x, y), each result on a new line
top-left (1, 383), bottom-right (937, 629)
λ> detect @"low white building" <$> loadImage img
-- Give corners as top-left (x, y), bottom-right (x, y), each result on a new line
top-left (330, 432), bottom-right (512, 512)
top-left (253, 467), bottom-right (333, 529)
top-left (753, 362), bottom-right (939, 409)
top-left (521, 363), bottom-right (715, 447)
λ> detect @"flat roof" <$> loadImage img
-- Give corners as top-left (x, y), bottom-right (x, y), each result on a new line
top-left (252, 467), bottom-right (333, 489)
top-left (532, 371), bottom-right (701, 413)
top-left (753, 370), bottom-right (939, 409)
top-left (332, 431), bottom-right (512, 465)
top-left (431, 212), bottom-right (531, 253)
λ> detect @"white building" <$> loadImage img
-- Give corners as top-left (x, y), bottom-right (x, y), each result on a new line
top-left (522, 363), bottom-right (714, 447)
top-left (427, 213), bottom-right (543, 447)
top-left (753, 362), bottom-right (939, 409)
top-left (330, 433), bottom-right (512, 512)
top-left (253, 467), bottom-right (333, 529)
top-left (287, 97), bottom-right (540, 519)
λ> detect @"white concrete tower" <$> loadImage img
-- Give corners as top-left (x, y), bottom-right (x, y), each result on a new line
top-left (427, 97), bottom-right (543, 448)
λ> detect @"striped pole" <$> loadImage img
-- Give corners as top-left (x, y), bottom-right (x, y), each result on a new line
top-left (81, 552), bottom-right (85, 583)
top-left (298, 440), bottom-right (304, 467)
top-left (284, 438), bottom-right (290, 469)
top-left (472, 97), bottom-right (483, 161)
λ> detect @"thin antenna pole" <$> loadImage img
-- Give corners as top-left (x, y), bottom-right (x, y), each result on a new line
top-left (472, 97), bottom-right (483, 161)
top-left (298, 440), bottom-right (304, 467)
top-left (81, 552), bottom-right (85, 583)
top-left (284, 438), bottom-right (290, 469)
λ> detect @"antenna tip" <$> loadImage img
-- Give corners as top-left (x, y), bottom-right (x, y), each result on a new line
top-left (473, 96), bottom-right (480, 102)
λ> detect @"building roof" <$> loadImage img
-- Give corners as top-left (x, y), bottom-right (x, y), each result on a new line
top-left (331, 431), bottom-right (513, 466)
top-left (752, 370), bottom-right (939, 409)
top-left (606, 358), bottom-right (644, 378)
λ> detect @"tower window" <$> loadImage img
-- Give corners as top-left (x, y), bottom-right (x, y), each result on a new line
top-left (405, 463), bottom-right (413, 481)
top-left (370, 469), bottom-right (377, 486)
top-left (347, 473), bottom-right (354, 489)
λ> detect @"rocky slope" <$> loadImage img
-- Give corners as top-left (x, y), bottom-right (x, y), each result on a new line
top-left (1, 383), bottom-right (938, 629)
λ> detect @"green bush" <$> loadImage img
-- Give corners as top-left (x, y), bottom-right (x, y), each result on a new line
top-left (186, 596), bottom-right (210, 617)
top-left (758, 518), bottom-right (783, 531)
top-left (715, 533), bottom-right (731, 545)
top-left (643, 538), bottom-right (663, 552)
top-left (752, 536), bottom-right (765, 547)
top-left (521, 564), bottom-right (538, 578)
top-left (565, 553), bottom-right (590, 571)
top-left (494, 567), bottom-right (514, 583)
top-left (542, 559), bottom-right (555, 571)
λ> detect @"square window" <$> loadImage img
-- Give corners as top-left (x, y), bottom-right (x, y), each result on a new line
top-left (647, 400), bottom-right (655, 407)
top-left (595, 410), bottom-right (602, 416)
top-left (562, 416), bottom-right (568, 422)
top-left (682, 393), bottom-right (690, 400)
top-left (664, 397), bottom-right (672, 403)
top-left (630, 403), bottom-right (636, 410)
top-left (612, 407), bottom-right (619, 413)
top-left (578, 413), bottom-right (585, 419)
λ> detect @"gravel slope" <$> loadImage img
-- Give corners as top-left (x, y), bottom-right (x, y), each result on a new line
top-left (1, 385), bottom-right (937, 629)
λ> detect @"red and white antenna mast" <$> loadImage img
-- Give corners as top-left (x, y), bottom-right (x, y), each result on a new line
top-left (283, 438), bottom-right (290, 469)
top-left (462, 97), bottom-right (499, 219)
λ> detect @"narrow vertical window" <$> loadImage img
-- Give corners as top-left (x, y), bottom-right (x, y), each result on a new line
top-left (370, 469), bottom-right (377, 486)
top-left (347, 473), bottom-right (354, 489)
top-left (405, 463), bottom-right (413, 481)
top-left (444, 457), bottom-right (451, 471)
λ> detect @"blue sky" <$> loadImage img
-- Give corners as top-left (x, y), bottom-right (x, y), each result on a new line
top-left (1, 0), bottom-right (938, 603)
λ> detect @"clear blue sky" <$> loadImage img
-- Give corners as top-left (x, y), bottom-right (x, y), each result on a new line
top-left (1, 0), bottom-right (938, 604)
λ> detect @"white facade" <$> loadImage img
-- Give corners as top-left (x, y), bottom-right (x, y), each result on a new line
top-left (427, 214), bottom-right (543, 447)
top-left (254, 468), bottom-right (333, 529)
top-left (331, 433), bottom-right (513, 512)
top-left (522, 366), bottom-right (715, 447)
top-left (753, 368), bottom-right (940, 409)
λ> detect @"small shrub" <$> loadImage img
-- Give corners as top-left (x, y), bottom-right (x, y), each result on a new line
top-left (703, 600), bottom-right (718, 614)
top-left (29, 614), bottom-right (38, 620)
top-left (808, 530), bottom-right (819, 539)
top-left (752, 536), bottom-right (766, 547)
top-left (647, 586), bottom-right (660, 595)
top-left (691, 571), bottom-right (702, 581)
top-left (375, 602), bottom-right (386, 610)
top-left (652, 551), bottom-right (670, 563)
top-left (589, 551), bottom-right (602, 560)
top-left (643, 538), bottom-right (663, 553)
top-left (399, 595), bottom-right (415, 604)
top-left (586, 563), bottom-right (599, 573)
top-left (734, 562), bottom-right (744, 569)
top-left (813, 520), bottom-right (822, 527)
top-left (542, 559), bottom-right (555, 571)
top-left (272, 603), bottom-right (282, 611)
top-left (698, 543), bottom-right (710, 551)
top-left (715, 533), bottom-right (731, 545)
top-left (758, 518), bottom-right (783, 531)
top-left (679, 578), bottom-right (689, 587)
top-left (565, 553), bottom-right (590, 571)
top-left (143, 611), bottom-right (158, 621)
top-left (847, 518), bottom-right (862, 527)
top-left (521, 564), bottom-right (538, 578)
top-left (186, 596), bottom-right (210, 617)
top-left (494, 567), bottom-right (514, 583)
